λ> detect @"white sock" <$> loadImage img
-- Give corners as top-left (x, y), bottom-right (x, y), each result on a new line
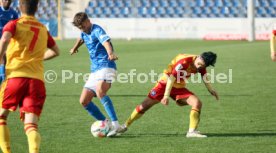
top-left (112, 121), bottom-right (120, 129)
top-left (188, 128), bottom-right (195, 133)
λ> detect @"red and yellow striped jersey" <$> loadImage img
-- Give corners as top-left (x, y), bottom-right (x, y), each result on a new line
top-left (3, 15), bottom-right (56, 81)
top-left (159, 54), bottom-right (206, 88)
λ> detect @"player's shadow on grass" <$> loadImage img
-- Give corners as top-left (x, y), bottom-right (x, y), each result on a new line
top-left (121, 133), bottom-right (186, 138)
top-left (119, 132), bottom-right (276, 138)
top-left (207, 132), bottom-right (276, 137)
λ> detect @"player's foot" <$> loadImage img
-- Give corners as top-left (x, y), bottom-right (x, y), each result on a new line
top-left (117, 124), bottom-right (128, 134)
top-left (107, 125), bottom-right (122, 137)
top-left (186, 131), bottom-right (207, 138)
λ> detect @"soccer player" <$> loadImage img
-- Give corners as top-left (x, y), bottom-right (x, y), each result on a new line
top-left (0, 0), bottom-right (59, 152)
top-left (270, 27), bottom-right (276, 61)
top-left (119, 52), bottom-right (219, 138)
top-left (0, 0), bottom-right (19, 84)
top-left (70, 12), bottom-right (121, 137)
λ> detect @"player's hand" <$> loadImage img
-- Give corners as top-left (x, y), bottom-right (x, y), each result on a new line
top-left (271, 52), bottom-right (276, 62)
top-left (108, 53), bottom-right (118, 61)
top-left (161, 97), bottom-right (169, 106)
top-left (209, 90), bottom-right (219, 100)
top-left (69, 48), bottom-right (78, 55)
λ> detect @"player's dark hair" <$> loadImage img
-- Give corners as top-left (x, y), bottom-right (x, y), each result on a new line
top-left (72, 12), bottom-right (89, 27)
top-left (19, 0), bottom-right (39, 15)
top-left (200, 51), bottom-right (217, 67)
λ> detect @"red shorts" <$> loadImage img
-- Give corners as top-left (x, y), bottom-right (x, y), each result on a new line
top-left (148, 82), bottom-right (194, 101)
top-left (0, 78), bottom-right (46, 119)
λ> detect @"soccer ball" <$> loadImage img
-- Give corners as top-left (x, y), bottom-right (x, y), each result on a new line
top-left (91, 120), bottom-right (110, 137)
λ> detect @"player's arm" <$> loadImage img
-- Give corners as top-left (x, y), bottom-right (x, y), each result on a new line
top-left (270, 31), bottom-right (276, 61)
top-left (70, 38), bottom-right (84, 55)
top-left (103, 40), bottom-right (118, 61)
top-left (44, 45), bottom-right (60, 60)
top-left (0, 32), bottom-right (12, 63)
top-left (161, 74), bottom-right (176, 106)
top-left (44, 32), bottom-right (60, 60)
top-left (203, 76), bottom-right (219, 100)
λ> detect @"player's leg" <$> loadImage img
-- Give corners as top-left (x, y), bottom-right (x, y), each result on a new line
top-left (124, 97), bottom-right (159, 128)
top-left (80, 88), bottom-right (106, 120)
top-left (21, 78), bottom-right (48, 153)
top-left (119, 83), bottom-right (163, 133)
top-left (0, 109), bottom-right (11, 153)
top-left (96, 80), bottom-right (121, 136)
top-left (0, 78), bottom-right (25, 153)
top-left (174, 87), bottom-right (206, 138)
top-left (177, 95), bottom-right (206, 138)
top-left (82, 73), bottom-right (106, 121)
top-left (24, 113), bottom-right (40, 153)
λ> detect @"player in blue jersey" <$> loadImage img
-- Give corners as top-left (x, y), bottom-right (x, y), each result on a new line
top-left (70, 12), bottom-right (121, 137)
top-left (0, 0), bottom-right (19, 84)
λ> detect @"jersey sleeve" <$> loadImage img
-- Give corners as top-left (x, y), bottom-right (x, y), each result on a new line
top-left (95, 26), bottom-right (110, 44)
top-left (273, 30), bottom-right (276, 36)
top-left (3, 20), bottom-right (17, 36)
top-left (47, 31), bottom-right (56, 48)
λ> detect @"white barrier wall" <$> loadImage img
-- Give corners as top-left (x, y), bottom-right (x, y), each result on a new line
top-left (63, 18), bottom-right (276, 40)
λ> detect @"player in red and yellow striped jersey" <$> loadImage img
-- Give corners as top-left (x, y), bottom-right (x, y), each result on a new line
top-left (270, 26), bottom-right (276, 61)
top-left (0, 0), bottom-right (59, 153)
top-left (119, 52), bottom-right (218, 138)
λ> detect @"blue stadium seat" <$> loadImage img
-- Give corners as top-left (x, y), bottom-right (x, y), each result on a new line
top-left (169, 0), bottom-right (178, 7)
top-left (106, 0), bottom-right (114, 7)
top-left (270, 0), bottom-right (276, 7)
top-left (205, 0), bottom-right (214, 7)
top-left (214, 0), bottom-right (223, 7)
top-left (178, 0), bottom-right (186, 7)
top-left (151, 0), bottom-right (159, 7)
top-left (115, 0), bottom-right (124, 7)
top-left (202, 7), bottom-right (211, 15)
top-left (138, 7), bottom-right (148, 17)
top-left (159, 0), bottom-right (169, 7)
top-left (223, 0), bottom-right (232, 7)
top-left (97, 0), bottom-right (105, 7)
top-left (157, 7), bottom-right (166, 17)
top-left (192, 7), bottom-right (202, 15)
top-left (88, 1), bottom-right (96, 7)
top-left (196, 0), bottom-right (204, 7)
top-left (232, 0), bottom-right (241, 7)
top-left (121, 7), bottom-right (131, 17)
top-left (165, 7), bottom-right (175, 17)
top-left (175, 7), bottom-right (184, 16)
top-left (124, 0), bottom-right (132, 7)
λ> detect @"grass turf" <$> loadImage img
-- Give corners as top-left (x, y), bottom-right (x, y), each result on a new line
top-left (7, 39), bottom-right (276, 153)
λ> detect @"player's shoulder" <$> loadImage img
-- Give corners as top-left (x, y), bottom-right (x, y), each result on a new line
top-left (175, 54), bottom-right (196, 62)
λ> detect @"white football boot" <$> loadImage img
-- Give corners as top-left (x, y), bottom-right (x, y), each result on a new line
top-left (186, 131), bottom-right (207, 138)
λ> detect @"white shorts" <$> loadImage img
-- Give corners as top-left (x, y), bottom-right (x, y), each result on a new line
top-left (84, 68), bottom-right (117, 93)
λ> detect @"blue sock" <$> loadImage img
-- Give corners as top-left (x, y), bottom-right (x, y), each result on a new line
top-left (100, 95), bottom-right (118, 121)
top-left (84, 102), bottom-right (106, 120)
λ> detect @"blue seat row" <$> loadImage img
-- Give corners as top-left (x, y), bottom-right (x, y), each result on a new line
top-left (86, 0), bottom-right (276, 18)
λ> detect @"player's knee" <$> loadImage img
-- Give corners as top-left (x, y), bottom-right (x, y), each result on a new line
top-left (193, 99), bottom-right (202, 109)
top-left (96, 90), bottom-right (106, 99)
top-left (79, 98), bottom-right (90, 106)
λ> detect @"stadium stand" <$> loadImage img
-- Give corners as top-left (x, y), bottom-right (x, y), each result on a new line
top-left (11, 0), bottom-right (58, 20)
top-left (84, 0), bottom-right (276, 18)
top-left (8, 0), bottom-right (276, 19)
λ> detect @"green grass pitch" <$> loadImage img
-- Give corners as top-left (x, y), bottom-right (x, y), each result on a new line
top-left (7, 39), bottom-right (276, 153)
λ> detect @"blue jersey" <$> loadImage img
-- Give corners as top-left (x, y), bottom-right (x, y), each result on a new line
top-left (0, 6), bottom-right (18, 37)
top-left (81, 24), bottom-right (116, 72)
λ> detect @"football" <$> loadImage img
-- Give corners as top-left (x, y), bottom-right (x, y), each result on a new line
top-left (91, 120), bottom-right (110, 137)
